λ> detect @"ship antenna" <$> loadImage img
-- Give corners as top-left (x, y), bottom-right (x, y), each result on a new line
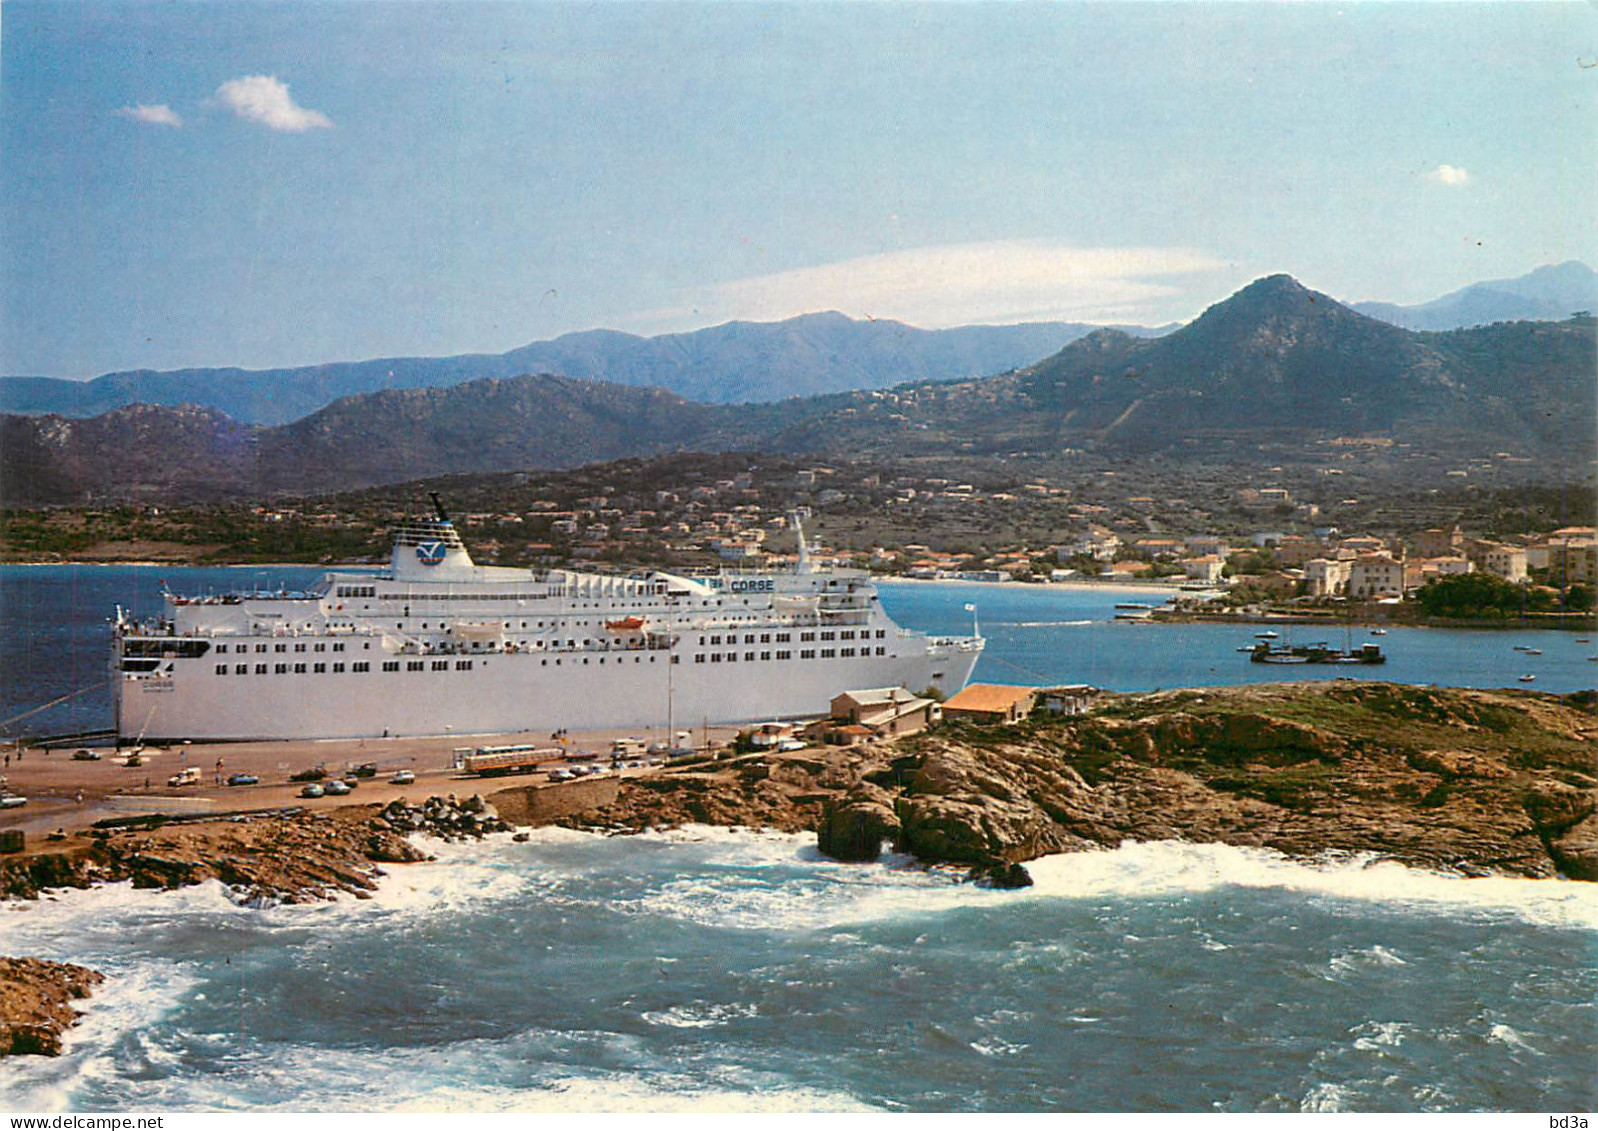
top-left (429, 492), bottom-right (451, 523)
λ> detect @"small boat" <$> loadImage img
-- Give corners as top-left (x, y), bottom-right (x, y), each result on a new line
top-left (1524, 649), bottom-right (1542, 656)
top-left (1512, 645), bottom-right (1528, 652)
top-left (1576, 638), bottom-right (1590, 643)
top-left (606, 616), bottom-right (646, 632)
top-left (1255, 631), bottom-right (1280, 640)
top-left (1519, 674), bottom-right (1536, 682)
top-left (1236, 645), bottom-right (1257, 653)
top-left (1370, 629), bottom-right (1387, 636)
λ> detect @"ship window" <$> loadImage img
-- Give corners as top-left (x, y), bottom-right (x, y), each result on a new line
top-left (333, 663), bottom-right (345, 673)
top-left (695, 655), bottom-right (705, 663)
top-left (314, 663), bottom-right (326, 673)
top-left (876, 630), bottom-right (885, 639)
top-left (876, 647), bottom-right (885, 655)
top-left (744, 652), bottom-right (754, 661)
top-left (216, 645), bottom-right (227, 654)
top-left (457, 661), bottom-right (472, 670)
top-left (275, 663), bottom-right (287, 674)
top-left (841, 648), bottom-right (855, 658)
top-left (801, 650), bottom-right (814, 659)
top-left (275, 644), bottom-right (287, 653)
top-left (760, 652), bottom-right (771, 661)
top-left (432, 661), bottom-right (448, 671)
top-left (235, 664), bottom-right (247, 674)
top-left (256, 664), bottom-right (267, 674)
top-left (383, 661), bottom-right (399, 672)
top-left (822, 649), bottom-right (836, 658)
top-left (726, 653), bottom-right (737, 663)
top-left (353, 662), bottom-right (369, 672)
top-left (711, 655), bottom-right (721, 663)
top-left (314, 643), bottom-right (325, 652)
top-left (541, 659), bottom-right (547, 666)
top-left (710, 635), bottom-right (721, 645)
top-left (334, 643), bottom-right (344, 652)
top-left (760, 634), bottom-right (770, 643)
top-left (776, 633), bottom-right (790, 643)
top-left (841, 631), bottom-right (855, 641)
top-left (294, 643), bottom-right (306, 653)
top-left (257, 644), bottom-right (267, 653)
top-left (294, 663), bottom-right (307, 673)
top-left (215, 665), bottom-right (227, 675)
top-left (408, 661), bottom-right (424, 671)
top-left (777, 651), bottom-right (790, 660)
top-left (821, 632), bottom-right (835, 641)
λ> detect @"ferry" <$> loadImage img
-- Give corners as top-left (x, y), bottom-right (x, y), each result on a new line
top-left (111, 502), bottom-right (984, 742)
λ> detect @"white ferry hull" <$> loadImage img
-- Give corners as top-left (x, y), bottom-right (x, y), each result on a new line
top-left (115, 641), bottom-right (980, 741)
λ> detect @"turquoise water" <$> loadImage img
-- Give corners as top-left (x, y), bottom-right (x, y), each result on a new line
top-left (1, 566), bottom-right (1591, 737)
top-left (2, 831), bottom-right (1595, 1112)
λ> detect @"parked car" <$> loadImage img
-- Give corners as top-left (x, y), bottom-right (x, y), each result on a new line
top-left (289, 766), bottom-right (326, 783)
top-left (226, 772), bottom-right (259, 786)
top-left (168, 767), bottom-right (200, 787)
top-left (389, 770), bottom-right (416, 785)
top-left (322, 779), bottom-right (351, 796)
top-left (349, 762), bottom-right (378, 778)
top-left (72, 749), bottom-right (101, 761)
top-left (299, 783), bottom-right (325, 799)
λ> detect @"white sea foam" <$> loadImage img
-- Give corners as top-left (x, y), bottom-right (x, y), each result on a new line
top-left (44, 1023), bottom-right (879, 1113)
top-left (1486, 1023), bottom-right (1541, 1055)
top-left (1301, 1081), bottom-right (1353, 1112)
top-left (1020, 841), bottom-right (1598, 931)
top-left (640, 1001), bottom-right (759, 1029)
top-left (1351, 1020), bottom-right (1411, 1051)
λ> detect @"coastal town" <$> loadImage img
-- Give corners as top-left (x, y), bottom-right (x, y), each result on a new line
top-left (5, 452), bottom-right (1591, 623)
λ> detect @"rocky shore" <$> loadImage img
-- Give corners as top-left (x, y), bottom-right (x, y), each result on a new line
top-left (542, 682), bottom-right (1598, 885)
top-left (0, 794), bottom-right (511, 904)
top-left (3, 682), bottom-right (1593, 1055)
top-left (0, 959), bottom-right (105, 1057)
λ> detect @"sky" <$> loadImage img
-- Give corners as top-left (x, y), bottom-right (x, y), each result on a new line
top-left (3, 1), bottom-right (1595, 378)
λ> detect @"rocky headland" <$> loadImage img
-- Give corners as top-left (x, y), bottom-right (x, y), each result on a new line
top-left (539, 682), bottom-right (1598, 886)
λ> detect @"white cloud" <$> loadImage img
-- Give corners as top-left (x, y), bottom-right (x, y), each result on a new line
top-left (1426, 163), bottom-right (1470, 186)
top-left (629, 241), bottom-right (1227, 331)
top-left (116, 103), bottom-right (182, 128)
top-left (215, 75), bottom-right (333, 132)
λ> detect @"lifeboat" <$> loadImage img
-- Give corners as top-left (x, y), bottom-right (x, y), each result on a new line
top-left (606, 616), bottom-right (646, 632)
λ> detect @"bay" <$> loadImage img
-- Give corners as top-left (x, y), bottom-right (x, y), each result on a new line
top-left (1, 565), bottom-right (1590, 738)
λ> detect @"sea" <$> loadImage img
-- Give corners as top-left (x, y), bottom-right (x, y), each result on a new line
top-left (1, 564), bottom-right (1595, 1112)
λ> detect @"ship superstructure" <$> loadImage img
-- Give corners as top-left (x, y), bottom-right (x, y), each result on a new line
top-left (112, 504), bottom-right (983, 741)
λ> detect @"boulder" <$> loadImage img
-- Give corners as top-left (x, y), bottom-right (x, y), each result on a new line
top-left (816, 787), bottom-right (900, 862)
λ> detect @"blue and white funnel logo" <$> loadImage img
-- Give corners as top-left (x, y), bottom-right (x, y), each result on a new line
top-left (415, 540), bottom-right (448, 566)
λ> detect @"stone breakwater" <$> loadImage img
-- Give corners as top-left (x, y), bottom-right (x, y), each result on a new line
top-left (540, 682), bottom-right (1598, 886)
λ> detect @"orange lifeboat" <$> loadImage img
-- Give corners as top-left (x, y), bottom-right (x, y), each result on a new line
top-left (605, 616), bottom-right (646, 632)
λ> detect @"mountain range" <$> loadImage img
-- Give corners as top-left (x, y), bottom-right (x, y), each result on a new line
top-left (1353, 261), bottom-right (1598, 332)
top-left (4, 275), bottom-right (1592, 507)
top-left (0, 314), bottom-right (1159, 426)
